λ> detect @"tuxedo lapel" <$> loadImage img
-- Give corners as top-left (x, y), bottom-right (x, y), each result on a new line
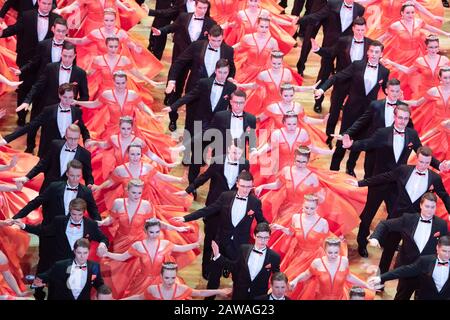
top-left (31, 12), bottom-right (39, 41)
top-left (58, 183), bottom-right (66, 213)
top-left (200, 41), bottom-right (208, 72)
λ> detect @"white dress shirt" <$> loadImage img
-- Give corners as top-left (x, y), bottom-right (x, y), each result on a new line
top-left (350, 38), bottom-right (364, 62)
top-left (405, 169), bottom-right (429, 203)
top-left (433, 259), bottom-right (449, 292)
top-left (413, 216), bottom-right (432, 253)
top-left (247, 246), bottom-right (266, 281)
top-left (67, 260), bottom-right (88, 300)
top-left (269, 294), bottom-right (286, 300)
top-left (63, 183), bottom-right (79, 215)
top-left (392, 126), bottom-right (405, 163)
top-left (57, 105), bottom-right (73, 138)
top-left (231, 195), bottom-right (247, 227)
top-left (384, 99), bottom-right (396, 127)
top-left (65, 218), bottom-right (84, 251)
top-left (186, 0), bottom-right (196, 13)
top-left (230, 113), bottom-right (244, 139)
top-left (37, 11), bottom-right (49, 42)
top-left (188, 16), bottom-right (204, 42)
top-left (51, 40), bottom-right (63, 62)
top-left (210, 81), bottom-right (224, 111)
top-left (224, 156), bottom-right (239, 190)
top-left (340, 2), bottom-right (353, 32)
top-left (60, 145), bottom-right (77, 176)
top-left (364, 63), bottom-right (378, 95)
top-left (59, 64), bottom-right (72, 86)
top-left (204, 45), bottom-right (221, 77)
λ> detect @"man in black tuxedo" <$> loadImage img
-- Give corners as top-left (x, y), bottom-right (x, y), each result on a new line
top-left (15, 42), bottom-right (89, 153)
top-left (300, 0), bottom-right (365, 113)
top-left (350, 146), bottom-right (450, 274)
top-left (180, 139), bottom-right (249, 279)
top-left (0, 83), bottom-right (90, 158)
top-left (14, 124), bottom-right (94, 192)
top-left (0, 0), bottom-right (60, 126)
top-left (13, 159), bottom-right (100, 224)
top-left (32, 238), bottom-right (105, 300)
top-left (311, 17), bottom-right (373, 146)
top-left (0, 0), bottom-right (56, 18)
top-left (314, 41), bottom-right (389, 176)
top-left (152, 0), bottom-right (216, 131)
top-left (343, 107), bottom-right (445, 258)
top-left (163, 59), bottom-right (237, 183)
top-left (208, 89), bottom-right (257, 159)
top-left (368, 193), bottom-right (448, 300)
top-left (369, 236), bottom-right (450, 300)
top-left (212, 222), bottom-right (280, 300)
top-left (173, 171), bottom-right (267, 298)
top-left (254, 272), bottom-right (291, 300)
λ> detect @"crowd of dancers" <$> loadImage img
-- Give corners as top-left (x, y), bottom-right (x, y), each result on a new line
top-left (0, 0), bottom-right (450, 300)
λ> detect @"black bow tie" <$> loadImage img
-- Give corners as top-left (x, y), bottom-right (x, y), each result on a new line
top-left (227, 161), bottom-right (238, 166)
top-left (53, 42), bottom-right (63, 47)
top-left (214, 81), bottom-right (224, 87)
top-left (70, 222), bottom-right (82, 229)
top-left (235, 196), bottom-right (247, 201)
top-left (64, 148), bottom-right (76, 152)
top-left (354, 39), bottom-right (364, 44)
top-left (420, 218), bottom-right (432, 224)
top-left (60, 65), bottom-right (71, 71)
top-left (344, 3), bottom-right (353, 9)
top-left (38, 13), bottom-right (49, 18)
top-left (59, 108), bottom-right (71, 113)
top-left (66, 187), bottom-right (78, 192)
top-left (415, 171), bottom-right (426, 176)
top-left (76, 265), bottom-right (87, 270)
top-left (232, 113), bottom-right (243, 119)
top-left (367, 63), bottom-right (378, 69)
top-left (208, 46), bottom-right (218, 52)
top-left (252, 248), bottom-right (265, 255)
top-left (194, 17), bottom-right (204, 20)
top-left (393, 128), bottom-right (405, 136)
top-left (438, 261), bottom-right (449, 266)
top-left (387, 101), bottom-right (397, 106)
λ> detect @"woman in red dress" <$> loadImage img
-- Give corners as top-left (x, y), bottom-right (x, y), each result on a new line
top-left (126, 262), bottom-right (231, 300)
top-left (0, 71), bottom-right (21, 100)
top-left (290, 237), bottom-right (372, 300)
top-left (97, 179), bottom-right (198, 298)
top-left (101, 218), bottom-right (201, 298)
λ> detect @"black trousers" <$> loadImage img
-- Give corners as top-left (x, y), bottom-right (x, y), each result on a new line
top-left (394, 276), bottom-right (419, 300)
top-left (201, 216), bottom-right (220, 275)
top-left (356, 183), bottom-right (396, 248)
top-left (148, 17), bottom-right (171, 60)
top-left (330, 140), bottom-right (360, 172)
top-left (296, 21), bottom-right (321, 74)
top-left (165, 65), bottom-right (191, 124)
top-left (26, 100), bottom-right (44, 151)
top-left (325, 82), bottom-right (350, 136)
top-left (16, 71), bottom-right (35, 125)
top-left (314, 56), bottom-right (335, 108)
top-left (363, 150), bottom-right (376, 179)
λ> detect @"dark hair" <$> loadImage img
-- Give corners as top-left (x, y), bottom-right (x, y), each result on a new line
top-left (215, 58), bottom-right (230, 70)
top-left (417, 146), bottom-right (432, 157)
top-left (231, 89), bottom-right (246, 100)
top-left (294, 146), bottom-right (311, 160)
top-left (161, 262), bottom-right (178, 275)
top-left (401, 2), bottom-right (415, 13)
top-left (439, 67), bottom-right (450, 77)
top-left (349, 286), bottom-right (366, 299)
top-left (387, 78), bottom-right (401, 87)
top-left (271, 272), bottom-right (288, 284)
top-left (195, 0), bottom-right (210, 5)
top-left (209, 24), bottom-right (223, 37)
top-left (254, 222), bottom-right (271, 236)
top-left (127, 143), bottom-right (143, 153)
top-left (257, 16), bottom-right (271, 24)
top-left (420, 192), bottom-right (437, 204)
top-left (425, 34), bottom-right (439, 46)
top-left (69, 198), bottom-right (87, 212)
top-left (97, 284), bottom-right (112, 295)
top-left (62, 41), bottom-right (76, 54)
top-left (105, 36), bottom-right (120, 45)
top-left (53, 17), bottom-right (68, 29)
top-left (144, 218), bottom-right (161, 230)
top-left (74, 238), bottom-right (90, 250)
top-left (282, 112), bottom-right (298, 123)
top-left (237, 171), bottom-right (253, 182)
top-left (369, 40), bottom-right (384, 52)
top-left (67, 159), bottom-right (83, 171)
top-left (58, 82), bottom-right (76, 96)
top-left (352, 16), bottom-right (366, 26)
top-left (438, 236), bottom-right (450, 247)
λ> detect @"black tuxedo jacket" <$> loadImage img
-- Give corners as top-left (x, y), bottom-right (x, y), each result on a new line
top-left (38, 259), bottom-right (104, 300)
top-left (26, 139), bottom-right (94, 190)
top-left (4, 103), bottom-right (90, 158)
top-left (160, 12), bottom-right (216, 60)
top-left (168, 39), bottom-right (235, 92)
top-left (358, 165), bottom-right (450, 216)
top-left (319, 59), bottom-right (389, 130)
top-left (345, 99), bottom-right (411, 138)
top-left (25, 215), bottom-right (109, 263)
top-left (350, 126), bottom-right (441, 176)
top-left (316, 36), bottom-right (373, 73)
top-left (371, 213), bottom-right (448, 266)
top-left (254, 294), bottom-right (291, 300)
top-left (219, 244), bottom-right (280, 300)
top-left (381, 255), bottom-right (450, 300)
top-left (148, 0), bottom-right (210, 20)
top-left (13, 180), bottom-right (100, 223)
top-left (209, 110), bottom-right (257, 156)
top-left (23, 61), bottom-right (89, 107)
top-left (184, 191), bottom-right (267, 259)
top-left (185, 155), bottom-right (250, 205)
top-left (301, 0), bottom-right (365, 47)
top-left (0, 8), bottom-right (60, 66)
top-left (0, 0), bottom-right (57, 18)
top-left (170, 78), bottom-right (236, 128)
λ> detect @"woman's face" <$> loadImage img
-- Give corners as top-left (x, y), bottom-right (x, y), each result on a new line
top-left (103, 13), bottom-right (116, 29)
top-left (281, 89), bottom-right (295, 103)
top-left (440, 70), bottom-right (450, 85)
top-left (146, 225), bottom-right (161, 239)
top-left (120, 122), bottom-right (132, 138)
top-left (283, 117), bottom-right (297, 132)
top-left (127, 185), bottom-right (143, 201)
top-left (257, 20), bottom-right (270, 34)
top-left (294, 154), bottom-right (308, 169)
top-left (128, 147), bottom-right (142, 164)
top-left (271, 57), bottom-right (283, 70)
top-left (302, 199), bottom-right (317, 216)
top-left (247, 0), bottom-right (259, 8)
top-left (162, 269), bottom-right (177, 286)
top-left (114, 76), bottom-right (127, 90)
top-left (426, 40), bottom-right (439, 55)
top-left (401, 6), bottom-right (415, 20)
top-left (325, 245), bottom-right (340, 262)
top-left (106, 40), bottom-right (120, 54)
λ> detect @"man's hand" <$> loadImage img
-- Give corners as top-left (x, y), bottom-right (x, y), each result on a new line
top-left (96, 243), bottom-right (108, 257)
top-left (165, 81), bottom-right (176, 94)
top-left (311, 38), bottom-right (320, 52)
top-left (211, 240), bottom-right (220, 258)
top-left (342, 134), bottom-right (354, 149)
top-left (9, 67), bottom-right (21, 76)
top-left (314, 88), bottom-right (324, 99)
top-left (345, 178), bottom-right (358, 187)
top-left (161, 106), bottom-right (172, 113)
top-left (14, 176), bottom-right (29, 189)
top-left (151, 27), bottom-right (161, 36)
top-left (368, 238), bottom-right (381, 248)
top-left (16, 103), bottom-right (31, 112)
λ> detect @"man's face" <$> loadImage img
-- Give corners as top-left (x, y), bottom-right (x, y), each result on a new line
top-left (230, 95), bottom-right (246, 114)
top-left (74, 246), bottom-right (89, 265)
top-left (52, 24), bottom-right (68, 42)
top-left (39, 0), bottom-right (52, 14)
top-left (228, 144), bottom-right (243, 162)
top-left (237, 178), bottom-right (253, 197)
top-left (254, 231), bottom-right (270, 249)
top-left (437, 245), bottom-right (450, 262)
top-left (367, 45), bottom-right (382, 62)
top-left (394, 110), bottom-right (410, 131)
top-left (215, 66), bottom-right (229, 83)
top-left (416, 153), bottom-right (432, 172)
top-left (59, 90), bottom-right (74, 107)
top-left (208, 35), bottom-right (223, 49)
top-left (386, 85), bottom-right (401, 101)
top-left (271, 280), bottom-right (287, 299)
top-left (194, 2), bottom-right (209, 17)
top-left (66, 167), bottom-right (82, 186)
top-left (420, 199), bottom-right (436, 220)
top-left (352, 24), bottom-right (366, 39)
top-left (70, 209), bottom-right (84, 223)
top-left (61, 49), bottom-right (76, 67)
top-left (65, 129), bottom-right (80, 149)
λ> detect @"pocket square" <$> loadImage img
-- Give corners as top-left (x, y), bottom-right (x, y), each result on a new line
top-left (84, 234), bottom-right (90, 239)
top-left (428, 184), bottom-right (434, 191)
top-left (264, 263), bottom-right (272, 269)
top-left (247, 210), bottom-right (254, 216)
top-left (378, 79), bottom-right (384, 84)
top-left (434, 231), bottom-right (441, 238)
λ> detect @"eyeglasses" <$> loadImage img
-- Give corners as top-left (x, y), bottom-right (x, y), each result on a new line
top-left (256, 236), bottom-right (270, 240)
top-left (295, 160), bottom-right (308, 164)
top-left (231, 101), bottom-right (246, 105)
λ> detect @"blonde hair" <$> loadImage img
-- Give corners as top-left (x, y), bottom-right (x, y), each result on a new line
top-left (127, 178), bottom-right (144, 190)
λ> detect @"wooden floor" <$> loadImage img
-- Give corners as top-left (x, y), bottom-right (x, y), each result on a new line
top-left (2, 1), bottom-right (450, 300)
